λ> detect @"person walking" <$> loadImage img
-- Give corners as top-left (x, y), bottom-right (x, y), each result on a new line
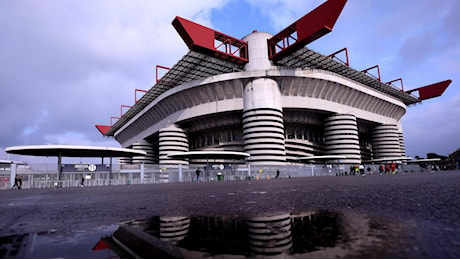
top-left (81, 176), bottom-right (85, 187)
top-left (275, 169), bottom-right (280, 179)
top-left (195, 168), bottom-right (202, 182)
top-left (359, 164), bottom-right (365, 176)
top-left (11, 176), bottom-right (19, 189)
top-left (355, 165), bottom-right (360, 176)
top-left (379, 165), bottom-right (385, 175)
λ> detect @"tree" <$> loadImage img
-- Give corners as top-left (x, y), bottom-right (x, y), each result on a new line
top-left (427, 153), bottom-right (447, 160)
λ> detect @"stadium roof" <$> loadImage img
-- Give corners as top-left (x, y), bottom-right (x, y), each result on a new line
top-left (99, 51), bottom-right (244, 137)
top-left (274, 47), bottom-right (421, 105)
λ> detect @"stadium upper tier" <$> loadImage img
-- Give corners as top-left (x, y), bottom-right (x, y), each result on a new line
top-left (101, 46), bottom-right (426, 137)
top-left (103, 51), bottom-right (244, 137)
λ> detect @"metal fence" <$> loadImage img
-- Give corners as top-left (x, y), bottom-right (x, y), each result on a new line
top-left (0, 163), bottom-right (424, 190)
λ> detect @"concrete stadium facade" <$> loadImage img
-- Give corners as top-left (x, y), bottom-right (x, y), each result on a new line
top-left (109, 32), bottom-right (406, 166)
top-left (97, 0), bottom-right (450, 167)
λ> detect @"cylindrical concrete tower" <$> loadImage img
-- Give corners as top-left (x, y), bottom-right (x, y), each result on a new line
top-left (242, 32), bottom-right (286, 164)
top-left (159, 124), bottom-right (189, 165)
top-left (131, 140), bottom-right (155, 164)
top-left (323, 114), bottom-right (361, 164)
top-left (371, 124), bottom-right (402, 158)
top-left (398, 132), bottom-right (406, 157)
top-left (243, 31), bottom-right (273, 71)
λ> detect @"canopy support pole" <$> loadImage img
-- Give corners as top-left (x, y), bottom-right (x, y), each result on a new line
top-left (58, 153), bottom-right (62, 188)
top-left (109, 156), bottom-right (113, 186)
top-left (140, 163), bottom-right (145, 184)
top-left (10, 163), bottom-right (17, 189)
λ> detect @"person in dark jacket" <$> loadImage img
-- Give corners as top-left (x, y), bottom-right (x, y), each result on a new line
top-left (11, 176), bottom-right (19, 189)
top-left (195, 168), bottom-right (202, 182)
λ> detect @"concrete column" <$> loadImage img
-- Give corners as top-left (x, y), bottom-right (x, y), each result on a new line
top-left (323, 114), bottom-right (361, 164)
top-left (159, 124), bottom-right (189, 165)
top-left (242, 31), bottom-right (285, 165)
top-left (131, 140), bottom-right (155, 164)
top-left (243, 79), bottom-right (286, 164)
top-left (398, 132), bottom-right (406, 157)
top-left (372, 124), bottom-right (401, 159)
top-left (243, 31), bottom-right (273, 71)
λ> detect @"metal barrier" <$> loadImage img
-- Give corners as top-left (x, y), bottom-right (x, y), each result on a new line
top-left (0, 163), bottom-right (423, 190)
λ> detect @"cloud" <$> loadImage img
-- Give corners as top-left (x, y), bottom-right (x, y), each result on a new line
top-left (402, 94), bottom-right (460, 157)
top-left (0, 0), bottom-right (230, 155)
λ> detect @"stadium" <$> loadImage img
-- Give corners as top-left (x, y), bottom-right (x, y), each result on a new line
top-left (96, 0), bottom-right (451, 167)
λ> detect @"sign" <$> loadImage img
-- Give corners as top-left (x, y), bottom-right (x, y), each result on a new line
top-left (88, 164), bottom-right (97, 172)
top-left (61, 164), bottom-right (110, 173)
top-left (205, 164), bottom-right (232, 171)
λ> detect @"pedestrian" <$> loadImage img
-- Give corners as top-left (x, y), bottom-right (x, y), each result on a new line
top-left (385, 163), bottom-right (391, 174)
top-left (275, 169), bottom-right (280, 179)
top-left (81, 176), bottom-right (85, 187)
top-left (391, 162), bottom-right (397, 174)
top-left (355, 165), bottom-right (360, 175)
top-left (379, 165), bottom-right (385, 175)
top-left (11, 176), bottom-right (19, 189)
top-left (18, 176), bottom-right (22, 189)
top-left (359, 164), bottom-right (365, 176)
top-left (195, 168), bottom-right (201, 182)
top-left (367, 166), bottom-right (371, 175)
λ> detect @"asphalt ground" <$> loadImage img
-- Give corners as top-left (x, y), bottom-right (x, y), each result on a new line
top-left (1, 171), bottom-right (459, 258)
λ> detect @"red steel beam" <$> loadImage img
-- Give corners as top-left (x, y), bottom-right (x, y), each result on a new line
top-left (156, 65), bottom-right (170, 82)
top-left (172, 16), bottom-right (248, 65)
top-left (268, 0), bottom-right (347, 61)
top-left (135, 89), bottom-right (147, 103)
top-left (92, 239), bottom-right (110, 251)
top-left (328, 47), bottom-right (349, 66)
top-left (405, 79), bottom-right (452, 101)
top-left (95, 125), bottom-right (111, 136)
top-left (120, 105), bottom-right (131, 117)
top-left (361, 65), bottom-right (381, 81)
top-left (386, 78), bottom-right (404, 91)
top-left (111, 116), bottom-right (120, 126)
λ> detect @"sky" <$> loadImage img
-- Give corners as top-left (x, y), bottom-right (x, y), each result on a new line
top-left (0, 0), bottom-right (459, 163)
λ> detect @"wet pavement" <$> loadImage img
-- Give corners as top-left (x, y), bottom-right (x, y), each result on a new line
top-left (1, 171), bottom-right (459, 258)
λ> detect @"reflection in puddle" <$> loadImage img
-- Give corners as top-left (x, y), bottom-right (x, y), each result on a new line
top-left (0, 225), bottom-right (119, 259)
top-left (0, 211), bottom-right (345, 258)
top-left (97, 210), bottom-right (345, 258)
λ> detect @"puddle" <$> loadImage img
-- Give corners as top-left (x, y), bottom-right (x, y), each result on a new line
top-left (101, 210), bottom-right (346, 258)
top-left (1, 210), bottom-right (347, 258)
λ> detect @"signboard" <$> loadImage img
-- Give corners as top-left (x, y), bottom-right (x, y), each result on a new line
top-left (61, 164), bottom-right (110, 173)
top-left (205, 164), bottom-right (232, 171)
